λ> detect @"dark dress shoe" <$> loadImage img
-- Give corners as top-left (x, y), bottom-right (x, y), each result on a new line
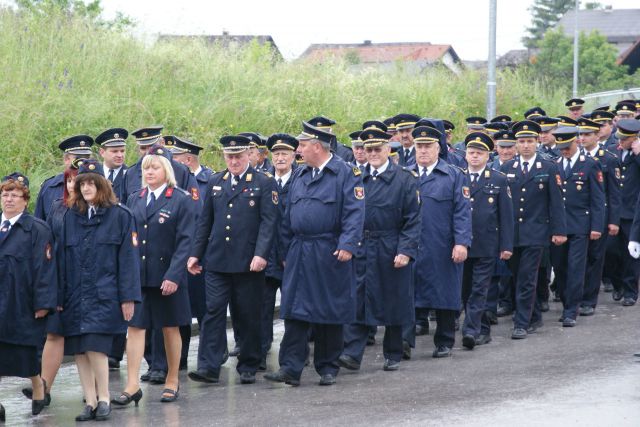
top-left (476, 335), bottom-right (492, 345)
top-left (402, 341), bottom-right (411, 360)
top-left (222, 348), bottom-right (230, 365)
top-left (511, 328), bottom-right (527, 339)
top-left (462, 334), bottom-right (476, 350)
top-left (111, 389), bottom-right (143, 407)
top-left (264, 369), bottom-right (300, 386)
top-left (540, 302), bottom-right (550, 312)
top-left (318, 374), bottom-right (336, 386)
top-left (612, 290), bottom-right (623, 301)
top-left (149, 370), bottom-right (167, 384)
top-left (527, 320), bottom-right (543, 334)
top-left (22, 388), bottom-right (51, 406)
top-left (496, 306), bottom-right (512, 317)
top-left (0, 402), bottom-right (5, 422)
top-left (108, 357), bottom-right (120, 371)
top-left (579, 306), bottom-right (595, 316)
top-left (415, 324), bottom-right (429, 336)
top-left (160, 387), bottom-right (179, 403)
top-left (258, 357), bottom-right (267, 372)
top-left (366, 336), bottom-right (376, 346)
top-left (229, 346), bottom-right (241, 357)
top-left (485, 311), bottom-right (498, 325)
top-left (383, 359), bottom-right (400, 371)
top-left (337, 354), bottom-right (360, 370)
top-left (32, 398), bottom-right (46, 416)
top-left (140, 370), bottom-right (152, 382)
top-left (75, 405), bottom-right (96, 422)
top-left (432, 346), bottom-right (451, 358)
top-left (240, 372), bottom-right (256, 384)
top-left (622, 298), bottom-right (636, 306)
top-left (188, 369), bottom-right (219, 384)
top-left (95, 401), bottom-right (111, 420)
top-left (602, 282), bottom-right (614, 292)
top-left (562, 318), bottom-right (576, 327)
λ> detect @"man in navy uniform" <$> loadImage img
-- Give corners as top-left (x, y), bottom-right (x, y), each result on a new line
top-left (533, 117), bottom-right (561, 160)
top-left (406, 125), bottom-right (471, 358)
top-left (490, 131), bottom-right (517, 170)
top-left (123, 126), bottom-right (198, 200)
top-left (462, 132), bottom-right (513, 348)
top-left (565, 98), bottom-right (585, 120)
top-left (395, 114), bottom-right (421, 166)
top-left (338, 127), bottom-right (420, 371)
top-left (577, 117), bottom-right (620, 315)
top-left (524, 107), bottom-right (546, 120)
top-left (500, 120), bottom-right (566, 339)
top-left (550, 125), bottom-right (605, 326)
top-left (170, 136), bottom-right (215, 369)
top-left (264, 121), bottom-right (364, 386)
top-left (350, 131), bottom-right (368, 171)
top-left (306, 115), bottom-right (354, 162)
top-left (187, 134), bottom-right (278, 385)
top-left (34, 135), bottom-right (93, 220)
top-left (608, 119), bottom-right (640, 306)
top-left (96, 128), bottom-right (128, 203)
top-left (452, 116), bottom-right (487, 153)
top-left (592, 110), bottom-right (616, 153)
top-left (255, 137), bottom-right (273, 173)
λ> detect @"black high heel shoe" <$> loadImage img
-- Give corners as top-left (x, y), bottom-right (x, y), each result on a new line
top-left (1, 402), bottom-right (6, 422)
top-left (110, 389), bottom-right (143, 407)
top-left (32, 378), bottom-right (47, 416)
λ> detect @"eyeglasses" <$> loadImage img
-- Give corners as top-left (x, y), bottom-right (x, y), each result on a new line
top-left (1, 193), bottom-right (24, 199)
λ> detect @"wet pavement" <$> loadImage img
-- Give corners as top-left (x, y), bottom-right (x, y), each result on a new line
top-left (2, 290), bottom-right (640, 426)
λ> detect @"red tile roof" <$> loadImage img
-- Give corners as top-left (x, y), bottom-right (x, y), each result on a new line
top-left (301, 42), bottom-right (460, 63)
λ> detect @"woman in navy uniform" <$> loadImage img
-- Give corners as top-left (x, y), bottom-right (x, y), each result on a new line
top-left (339, 128), bottom-right (420, 372)
top-left (461, 132), bottom-right (513, 348)
top-left (21, 162), bottom-right (79, 406)
top-left (115, 145), bottom-right (194, 406)
top-left (261, 133), bottom-right (298, 370)
top-left (0, 173), bottom-right (57, 421)
top-left (59, 159), bottom-right (140, 421)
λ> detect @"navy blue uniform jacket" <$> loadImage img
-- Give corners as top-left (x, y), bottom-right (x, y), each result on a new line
top-left (0, 213), bottom-right (57, 346)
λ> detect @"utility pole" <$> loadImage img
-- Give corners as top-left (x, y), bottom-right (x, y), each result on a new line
top-left (572, 0), bottom-right (580, 97)
top-left (487, 0), bottom-right (497, 119)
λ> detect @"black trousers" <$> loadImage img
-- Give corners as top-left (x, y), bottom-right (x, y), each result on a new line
top-left (279, 319), bottom-right (342, 380)
top-left (197, 271), bottom-right (263, 375)
top-left (462, 257), bottom-right (495, 338)
top-left (611, 219), bottom-right (640, 300)
top-left (510, 246), bottom-right (544, 329)
top-left (343, 324), bottom-right (402, 363)
top-left (261, 276), bottom-right (281, 358)
top-left (582, 234), bottom-right (608, 308)
top-left (550, 234), bottom-right (589, 320)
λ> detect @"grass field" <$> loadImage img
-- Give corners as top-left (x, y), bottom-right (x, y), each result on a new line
top-left (0, 8), bottom-right (569, 195)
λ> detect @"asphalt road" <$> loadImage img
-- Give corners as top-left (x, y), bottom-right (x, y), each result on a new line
top-left (2, 290), bottom-right (640, 426)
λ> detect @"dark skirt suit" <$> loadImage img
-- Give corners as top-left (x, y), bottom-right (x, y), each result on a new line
top-left (44, 199), bottom-right (68, 336)
top-left (127, 186), bottom-right (194, 329)
top-left (0, 213), bottom-right (57, 377)
top-left (60, 204), bottom-right (141, 356)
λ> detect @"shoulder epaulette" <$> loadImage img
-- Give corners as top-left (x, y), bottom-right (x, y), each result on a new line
top-left (402, 167), bottom-right (419, 178)
top-left (352, 166), bottom-right (361, 176)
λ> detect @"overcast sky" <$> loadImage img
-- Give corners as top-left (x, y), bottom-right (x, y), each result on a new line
top-left (5, 0), bottom-right (640, 60)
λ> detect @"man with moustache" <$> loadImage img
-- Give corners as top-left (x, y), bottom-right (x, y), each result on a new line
top-left (395, 114), bottom-right (421, 166)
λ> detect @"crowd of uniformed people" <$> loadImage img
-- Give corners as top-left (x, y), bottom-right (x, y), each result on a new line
top-left (2, 99), bottom-right (640, 422)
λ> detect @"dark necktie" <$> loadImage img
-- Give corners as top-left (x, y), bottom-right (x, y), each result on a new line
top-left (522, 161), bottom-right (529, 175)
top-left (358, 164), bottom-right (365, 173)
top-left (147, 192), bottom-right (156, 215)
top-left (277, 178), bottom-right (283, 190)
top-left (471, 173), bottom-right (479, 187)
top-left (232, 175), bottom-right (240, 190)
top-left (108, 169), bottom-right (114, 183)
top-left (88, 207), bottom-right (96, 219)
top-left (564, 159), bottom-right (572, 179)
top-left (404, 149), bottom-right (411, 160)
top-left (312, 168), bottom-right (320, 179)
top-left (0, 220), bottom-right (11, 243)
top-left (372, 170), bottom-right (378, 178)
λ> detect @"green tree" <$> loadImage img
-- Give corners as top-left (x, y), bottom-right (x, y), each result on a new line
top-left (522, 0), bottom-right (574, 49)
top-left (532, 28), bottom-right (638, 93)
top-left (14, 0), bottom-right (133, 29)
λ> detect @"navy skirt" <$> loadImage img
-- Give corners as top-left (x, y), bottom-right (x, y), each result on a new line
top-left (0, 342), bottom-right (39, 377)
top-left (129, 286), bottom-right (192, 329)
top-left (64, 333), bottom-right (113, 356)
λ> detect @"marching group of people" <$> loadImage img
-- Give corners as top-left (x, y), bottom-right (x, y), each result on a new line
top-left (2, 98), bottom-right (640, 422)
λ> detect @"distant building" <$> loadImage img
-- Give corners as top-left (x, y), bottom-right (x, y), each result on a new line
top-left (158, 32), bottom-right (283, 60)
top-left (497, 49), bottom-right (530, 69)
top-left (299, 41), bottom-right (463, 74)
top-left (555, 8), bottom-right (640, 73)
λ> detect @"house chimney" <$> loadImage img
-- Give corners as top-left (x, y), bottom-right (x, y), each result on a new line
top-left (363, 40), bottom-right (372, 45)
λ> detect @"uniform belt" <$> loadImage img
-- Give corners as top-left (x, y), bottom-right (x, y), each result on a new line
top-left (295, 232), bottom-right (339, 240)
top-left (363, 229), bottom-right (398, 239)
